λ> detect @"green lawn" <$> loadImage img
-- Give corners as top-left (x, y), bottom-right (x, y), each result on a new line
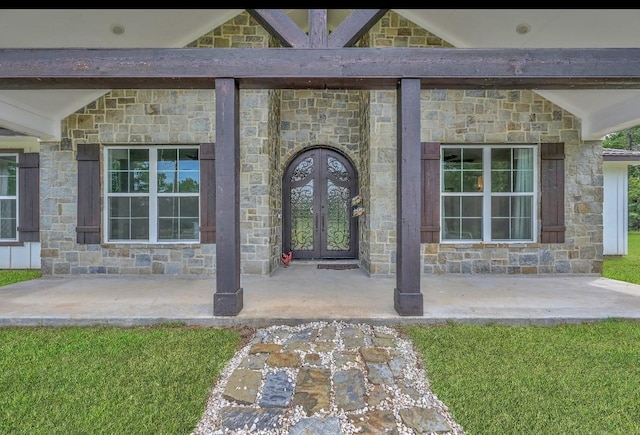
top-left (602, 231), bottom-right (640, 284)
top-left (400, 233), bottom-right (640, 434)
top-left (1, 241), bottom-right (639, 434)
top-left (401, 319), bottom-right (640, 434)
top-left (0, 269), bottom-right (41, 286)
top-left (0, 324), bottom-right (248, 435)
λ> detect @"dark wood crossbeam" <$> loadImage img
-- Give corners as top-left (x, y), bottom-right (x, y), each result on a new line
top-left (1, 47), bottom-right (640, 90)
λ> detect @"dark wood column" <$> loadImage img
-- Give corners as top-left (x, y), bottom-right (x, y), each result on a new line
top-left (213, 78), bottom-right (243, 316)
top-left (394, 78), bottom-right (424, 316)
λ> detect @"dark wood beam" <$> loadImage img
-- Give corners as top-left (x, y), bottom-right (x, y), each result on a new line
top-left (213, 78), bottom-right (243, 316)
top-left (248, 8), bottom-right (387, 49)
top-left (2, 47), bottom-right (640, 90)
top-left (308, 9), bottom-right (328, 48)
top-left (247, 9), bottom-right (309, 48)
top-left (394, 78), bottom-right (423, 316)
top-left (328, 9), bottom-right (389, 48)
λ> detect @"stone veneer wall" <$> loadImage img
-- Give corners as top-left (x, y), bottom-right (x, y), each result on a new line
top-left (419, 90), bottom-right (602, 274)
top-left (367, 11), bottom-right (603, 275)
top-left (39, 10), bottom-right (603, 277)
top-left (279, 90), bottom-right (362, 160)
top-left (278, 88), bottom-right (362, 253)
top-left (277, 35), bottom-right (368, 272)
top-left (238, 88), bottom-right (272, 275)
top-left (267, 88), bottom-right (283, 274)
top-left (366, 87), bottom-right (397, 276)
top-left (364, 12), bottom-right (453, 276)
top-left (40, 11), bottom-right (271, 276)
top-left (200, 14), bottom-right (274, 275)
top-left (357, 89), bottom-right (371, 273)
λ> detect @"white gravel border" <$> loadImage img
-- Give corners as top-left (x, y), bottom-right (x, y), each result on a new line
top-left (192, 321), bottom-right (466, 435)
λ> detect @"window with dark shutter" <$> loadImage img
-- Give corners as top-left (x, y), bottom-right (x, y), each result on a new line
top-left (540, 143), bottom-right (565, 243)
top-left (76, 144), bottom-right (101, 244)
top-left (17, 152), bottom-right (39, 242)
top-left (421, 142), bottom-right (440, 243)
top-left (199, 143), bottom-right (215, 243)
top-left (437, 144), bottom-right (536, 242)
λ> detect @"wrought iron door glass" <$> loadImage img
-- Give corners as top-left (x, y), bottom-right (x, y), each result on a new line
top-left (284, 148), bottom-right (357, 259)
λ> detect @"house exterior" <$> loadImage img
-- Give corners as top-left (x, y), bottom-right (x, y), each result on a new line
top-left (0, 9), bottom-right (626, 316)
top-left (603, 148), bottom-right (640, 256)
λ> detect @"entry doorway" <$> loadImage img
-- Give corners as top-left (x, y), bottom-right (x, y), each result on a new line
top-left (283, 147), bottom-right (358, 260)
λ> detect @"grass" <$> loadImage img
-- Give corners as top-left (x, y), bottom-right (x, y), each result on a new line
top-left (401, 319), bottom-right (640, 434)
top-left (0, 269), bottom-right (41, 286)
top-left (1, 240), bottom-right (639, 435)
top-left (398, 235), bottom-right (640, 434)
top-left (0, 324), bottom-right (248, 435)
top-left (602, 231), bottom-right (640, 284)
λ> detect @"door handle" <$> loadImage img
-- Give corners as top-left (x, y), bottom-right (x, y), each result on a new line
top-left (322, 214), bottom-right (325, 232)
top-left (315, 213), bottom-right (318, 230)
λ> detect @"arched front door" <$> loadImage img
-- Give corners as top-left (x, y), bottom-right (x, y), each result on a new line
top-left (283, 148), bottom-right (358, 260)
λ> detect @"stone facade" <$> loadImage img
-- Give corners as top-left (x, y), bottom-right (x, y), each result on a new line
top-left (419, 90), bottom-right (602, 274)
top-left (40, 12), bottom-right (270, 276)
top-left (40, 90), bottom-right (220, 276)
top-left (38, 10), bottom-right (603, 277)
top-left (363, 12), bottom-right (452, 276)
top-left (364, 12), bottom-right (603, 275)
top-left (278, 88), bottom-right (362, 261)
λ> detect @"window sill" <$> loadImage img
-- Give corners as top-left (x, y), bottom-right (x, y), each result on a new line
top-left (101, 242), bottom-right (206, 249)
top-left (0, 241), bottom-right (24, 247)
top-left (439, 241), bottom-right (540, 247)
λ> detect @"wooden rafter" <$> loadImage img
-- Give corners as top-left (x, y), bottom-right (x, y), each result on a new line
top-left (247, 9), bottom-right (388, 48)
top-left (247, 9), bottom-right (309, 48)
top-left (307, 9), bottom-right (328, 48)
top-left (328, 9), bottom-right (389, 48)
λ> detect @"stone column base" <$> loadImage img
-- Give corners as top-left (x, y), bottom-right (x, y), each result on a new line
top-left (394, 287), bottom-right (423, 316)
top-left (214, 288), bottom-right (244, 316)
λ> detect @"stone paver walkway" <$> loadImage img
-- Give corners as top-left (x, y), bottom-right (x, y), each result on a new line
top-left (192, 321), bottom-right (465, 434)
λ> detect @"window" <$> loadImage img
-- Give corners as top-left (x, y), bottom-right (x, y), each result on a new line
top-left (441, 145), bottom-right (536, 242)
top-left (0, 154), bottom-right (17, 241)
top-left (105, 146), bottom-right (200, 243)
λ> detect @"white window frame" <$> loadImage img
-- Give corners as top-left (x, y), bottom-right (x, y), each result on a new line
top-left (103, 145), bottom-right (200, 244)
top-left (441, 144), bottom-right (538, 243)
top-left (0, 153), bottom-right (18, 242)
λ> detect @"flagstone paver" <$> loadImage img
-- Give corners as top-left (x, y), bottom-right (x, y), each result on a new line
top-left (221, 368), bottom-right (261, 405)
top-left (334, 368), bottom-right (367, 411)
top-left (193, 321), bottom-right (465, 435)
top-left (292, 367), bottom-right (332, 415)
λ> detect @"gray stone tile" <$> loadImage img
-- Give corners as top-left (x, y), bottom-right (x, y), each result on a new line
top-left (259, 370), bottom-right (294, 408)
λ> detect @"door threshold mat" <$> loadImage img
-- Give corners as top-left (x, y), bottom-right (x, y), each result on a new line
top-left (317, 264), bottom-right (359, 270)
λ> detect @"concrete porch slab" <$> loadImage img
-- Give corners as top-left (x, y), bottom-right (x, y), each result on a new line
top-left (1, 262), bottom-right (639, 327)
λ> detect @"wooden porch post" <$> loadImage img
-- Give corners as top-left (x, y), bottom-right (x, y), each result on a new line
top-left (394, 78), bottom-right (424, 316)
top-left (213, 78), bottom-right (243, 316)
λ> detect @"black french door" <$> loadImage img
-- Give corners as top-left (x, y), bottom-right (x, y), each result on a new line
top-left (283, 148), bottom-right (358, 259)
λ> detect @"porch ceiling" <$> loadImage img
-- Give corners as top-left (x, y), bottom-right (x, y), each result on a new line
top-left (0, 9), bottom-right (639, 141)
